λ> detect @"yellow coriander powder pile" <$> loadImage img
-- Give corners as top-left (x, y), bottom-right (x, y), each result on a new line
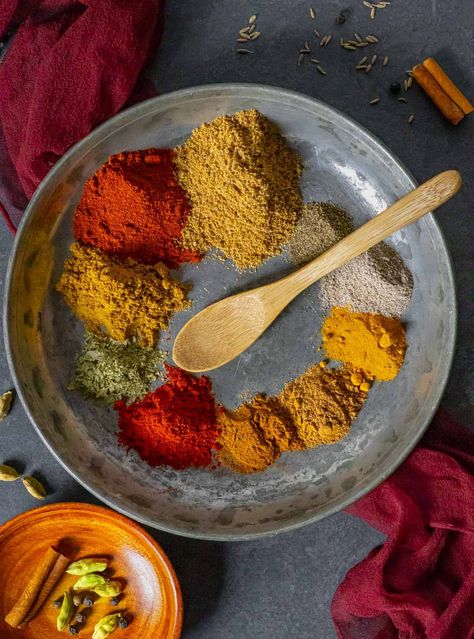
top-left (56, 242), bottom-right (190, 347)
top-left (321, 307), bottom-right (407, 382)
top-left (175, 109), bottom-right (303, 269)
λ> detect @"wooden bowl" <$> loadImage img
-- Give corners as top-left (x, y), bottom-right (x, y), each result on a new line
top-left (0, 503), bottom-right (182, 638)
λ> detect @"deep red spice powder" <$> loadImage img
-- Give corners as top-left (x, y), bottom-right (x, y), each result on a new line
top-left (115, 365), bottom-right (220, 470)
top-left (73, 148), bottom-right (202, 269)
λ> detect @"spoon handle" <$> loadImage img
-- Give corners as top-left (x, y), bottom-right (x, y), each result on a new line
top-left (280, 170), bottom-right (461, 296)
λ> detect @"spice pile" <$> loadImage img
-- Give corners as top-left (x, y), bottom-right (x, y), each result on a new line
top-left (175, 109), bottom-right (302, 269)
top-left (55, 108), bottom-right (414, 475)
top-left (289, 201), bottom-right (413, 317)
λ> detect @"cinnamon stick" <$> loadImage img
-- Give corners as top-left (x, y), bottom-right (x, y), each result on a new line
top-left (412, 63), bottom-right (465, 125)
top-left (20, 553), bottom-right (70, 626)
top-left (423, 58), bottom-right (473, 115)
top-left (5, 546), bottom-right (69, 628)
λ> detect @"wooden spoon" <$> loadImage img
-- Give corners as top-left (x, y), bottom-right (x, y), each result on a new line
top-left (173, 170), bottom-right (461, 373)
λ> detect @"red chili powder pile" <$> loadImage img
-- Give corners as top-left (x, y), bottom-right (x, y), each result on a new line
top-left (73, 148), bottom-right (201, 269)
top-left (115, 365), bottom-right (220, 470)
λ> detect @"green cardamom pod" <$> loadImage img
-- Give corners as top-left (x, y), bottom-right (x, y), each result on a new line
top-left (73, 573), bottom-right (107, 591)
top-left (93, 579), bottom-right (122, 598)
top-left (57, 590), bottom-right (75, 631)
top-left (0, 464), bottom-right (20, 481)
top-left (0, 390), bottom-right (13, 420)
top-left (92, 613), bottom-right (122, 639)
top-left (22, 475), bottom-right (47, 499)
top-left (66, 558), bottom-right (109, 575)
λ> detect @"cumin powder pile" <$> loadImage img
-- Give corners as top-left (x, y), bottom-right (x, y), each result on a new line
top-left (175, 109), bottom-right (303, 269)
top-left (277, 364), bottom-right (369, 449)
top-left (57, 243), bottom-right (190, 347)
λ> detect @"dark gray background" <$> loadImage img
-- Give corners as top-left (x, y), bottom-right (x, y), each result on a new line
top-left (1, 1), bottom-right (472, 637)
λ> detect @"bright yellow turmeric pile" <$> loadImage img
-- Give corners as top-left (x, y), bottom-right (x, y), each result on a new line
top-left (321, 307), bottom-right (406, 381)
top-left (56, 242), bottom-right (190, 347)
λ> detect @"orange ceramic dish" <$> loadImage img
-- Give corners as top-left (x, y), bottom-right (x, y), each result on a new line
top-left (0, 503), bottom-right (182, 639)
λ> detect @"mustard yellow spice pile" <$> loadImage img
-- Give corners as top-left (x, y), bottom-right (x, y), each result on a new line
top-left (321, 307), bottom-right (407, 381)
top-left (175, 109), bottom-right (303, 269)
top-left (56, 242), bottom-right (190, 347)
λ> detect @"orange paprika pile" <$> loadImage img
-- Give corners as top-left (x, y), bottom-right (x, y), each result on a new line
top-left (73, 148), bottom-right (202, 269)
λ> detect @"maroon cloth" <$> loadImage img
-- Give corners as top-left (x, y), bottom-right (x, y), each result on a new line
top-left (0, 0), bottom-right (164, 231)
top-left (332, 410), bottom-right (474, 639)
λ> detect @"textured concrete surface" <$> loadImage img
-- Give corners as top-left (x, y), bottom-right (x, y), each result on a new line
top-left (0, 1), bottom-right (472, 637)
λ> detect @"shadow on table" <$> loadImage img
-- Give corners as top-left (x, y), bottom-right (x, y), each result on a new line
top-left (151, 531), bottom-right (226, 632)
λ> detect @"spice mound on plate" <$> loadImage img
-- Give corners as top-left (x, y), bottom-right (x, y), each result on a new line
top-left (70, 332), bottom-right (166, 404)
top-left (175, 109), bottom-right (303, 269)
top-left (277, 363), bottom-right (368, 449)
top-left (322, 307), bottom-right (407, 381)
top-left (56, 242), bottom-right (190, 347)
top-left (289, 201), bottom-right (413, 317)
top-left (73, 148), bottom-right (201, 269)
top-left (218, 395), bottom-right (301, 474)
top-left (116, 365), bottom-right (220, 470)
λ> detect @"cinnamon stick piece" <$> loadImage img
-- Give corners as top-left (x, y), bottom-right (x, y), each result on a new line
top-left (423, 58), bottom-right (473, 115)
top-left (5, 546), bottom-right (69, 628)
top-left (20, 553), bottom-right (70, 626)
top-left (412, 63), bottom-right (465, 125)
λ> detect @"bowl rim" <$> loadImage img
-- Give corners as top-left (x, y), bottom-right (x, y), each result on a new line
top-left (0, 502), bottom-right (183, 639)
top-left (3, 82), bottom-right (457, 541)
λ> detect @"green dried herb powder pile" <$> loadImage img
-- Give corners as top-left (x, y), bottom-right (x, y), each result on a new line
top-left (175, 109), bottom-right (303, 269)
top-left (70, 332), bottom-right (166, 404)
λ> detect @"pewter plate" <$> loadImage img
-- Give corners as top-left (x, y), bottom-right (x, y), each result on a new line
top-left (4, 85), bottom-right (456, 540)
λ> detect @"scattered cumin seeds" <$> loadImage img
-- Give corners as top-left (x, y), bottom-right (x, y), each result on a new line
top-left (354, 33), bottom-right (362, 42)
top-left (249, 14), bottom-right (257, 24)
top-left (383, 55), bottom-right (389, 66)
top-left (363, 0), bottom-right (373, 7)
top-left (237, 48), bottom-right (253, 54)
top-left (314, 29), bottom-right (321, 37)
top-left (408, 114), bottom-right (415, 124)
top-left (343, 44), bottom-right (356, 50)
top-left (398, 97), bottom-right (407, 103)
top-left (366, 35), bottom-right (379, 43)
top-left (403, 78), bottom-right (408, 91)
top-left (365, 63), bottom-right (372, 73)
top-left (407, 76), bottom-right (413, 88)
top-left (310, 58), bottom-right (320, 64)
top-left (326, 34), bottom-right (333, 45)
top-left (370, 6), bottom-right (376, 19)
top-left (370, 97), bottom-right (380, 104)
top-left (310, 7), bottom-right (316, 19)
top-left (316, 65), bottom-right (327, 75)
top-left (358, 56), bottom-right (368, 65)
top-left (371, 54), bottom-right (377, 65)
top-left (250, 31), bottom-right (260, 40)
top-left (356, 42), bottom-right (369, 47)
top-left (239, 27), bottom-right (250, 35)
top-left (356, 64), bottom-right (368, 70)
top-left (319, 35), bottom-right (327, 46)
top-left (298, 54), bottom-right (304, 66)
top-left (305, 40), bottom-right (310, 50)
